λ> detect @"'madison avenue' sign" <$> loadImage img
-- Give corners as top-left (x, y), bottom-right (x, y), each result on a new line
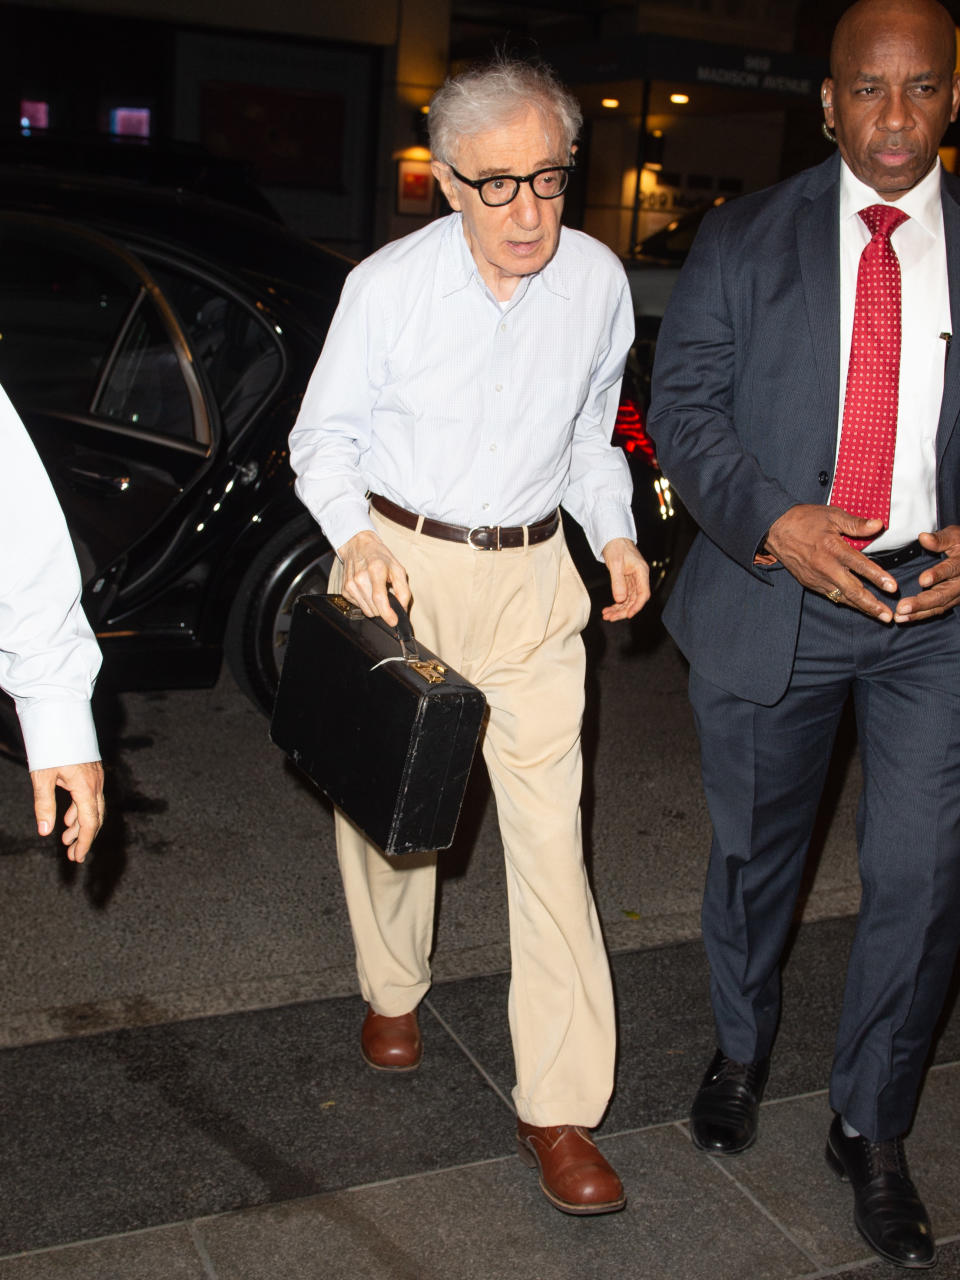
top-left (547, 34), bottom-right (824, 101)
top-left (696, 54), bottom-right (813, 96)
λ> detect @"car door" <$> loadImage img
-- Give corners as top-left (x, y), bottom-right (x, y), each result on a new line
top-left (0, 214), bottom-right (214, 622)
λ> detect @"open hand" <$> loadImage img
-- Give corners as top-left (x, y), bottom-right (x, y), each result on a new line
top-left (600, 538), bottom-right (651, 621)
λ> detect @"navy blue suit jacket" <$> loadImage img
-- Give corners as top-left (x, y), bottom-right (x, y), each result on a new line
top-left (648, 152), bottom-right (960, 706)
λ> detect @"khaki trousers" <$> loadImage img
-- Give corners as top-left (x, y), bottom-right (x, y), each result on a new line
top-left (330, 508), bottom-right (616, 1126)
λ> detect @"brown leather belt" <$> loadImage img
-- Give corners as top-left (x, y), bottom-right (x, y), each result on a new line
top-left (370, 493), bottom-right (559, 551)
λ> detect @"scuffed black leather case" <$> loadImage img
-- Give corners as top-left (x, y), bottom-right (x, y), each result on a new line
top-left (270, 593), bottom-right (486, 855)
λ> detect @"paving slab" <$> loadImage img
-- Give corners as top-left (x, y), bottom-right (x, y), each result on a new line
top-left (0, 1226), bottom-right (209, 1279)
top-left (0, 996), bottom-right (511, 1255)
top-left (831, 1237), bottom-right (960, 1278)
top-left (428, 916), bottom-right (960, 1136)
top-left (706, 1068), bottom-right (960, 1272)
top-left (195, 1125), bottom-right (814, 1280)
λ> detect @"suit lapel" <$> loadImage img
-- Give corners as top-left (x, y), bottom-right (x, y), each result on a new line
top-left (936, 176), bottom-right (960, 462)
top-left (796, 165), bottom-right (841, 446)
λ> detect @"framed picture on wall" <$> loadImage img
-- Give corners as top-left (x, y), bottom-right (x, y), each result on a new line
top-left (201, 81), bottom-right (344, 189)
top-left (176, 31), bottom-right (378, 249)
top-left (396, 158), bottom-right (435, 216)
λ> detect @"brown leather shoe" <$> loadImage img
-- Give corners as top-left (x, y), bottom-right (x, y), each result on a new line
top-left (360, 1006), bottom-right (422, 1072)
top-left (517, 1121), bottom-right (626, 1215)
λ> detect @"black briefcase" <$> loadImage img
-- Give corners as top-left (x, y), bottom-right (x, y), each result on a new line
top-left (270, 593), bottom-right (486, 856)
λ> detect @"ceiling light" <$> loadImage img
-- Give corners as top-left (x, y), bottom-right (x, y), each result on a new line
top-left (670, 93), bottom-right (690, 105)
top-left (601, 98), bottom-right (619, 109)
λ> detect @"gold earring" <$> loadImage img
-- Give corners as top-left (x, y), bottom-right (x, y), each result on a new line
top-left (821, 120), bottom-right (837, 143)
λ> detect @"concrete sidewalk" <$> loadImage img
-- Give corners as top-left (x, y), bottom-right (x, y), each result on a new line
top-left (0, 616), bottom-right (865, 1051)
top-left (0, 919), bottom-right (957, 1279)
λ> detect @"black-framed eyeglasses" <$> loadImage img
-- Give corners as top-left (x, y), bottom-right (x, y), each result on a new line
top-left (448, 161), bottom-right (575, 207)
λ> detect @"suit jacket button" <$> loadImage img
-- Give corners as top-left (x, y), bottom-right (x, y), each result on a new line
top-left (818, 471), bottom-right (829, 486)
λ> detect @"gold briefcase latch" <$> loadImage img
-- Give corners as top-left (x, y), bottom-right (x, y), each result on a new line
top-left (408, 659), bottom-right (447, 685)
top-left (329, 594), bottom-right (364, 619)
top-left (330, 593), bottom-right (448, 684)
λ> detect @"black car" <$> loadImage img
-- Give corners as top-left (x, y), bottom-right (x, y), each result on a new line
top-left (0, 172), bottom-right (679, 717)
top-left (0, 131), bottom-right (282, 222)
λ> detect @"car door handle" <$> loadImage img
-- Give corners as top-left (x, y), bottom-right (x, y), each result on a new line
top-left (62, 464), bottom-right (132, 494)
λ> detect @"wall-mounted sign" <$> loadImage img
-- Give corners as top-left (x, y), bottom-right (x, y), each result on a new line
top-left (397, 158), bottom-right (434, 216)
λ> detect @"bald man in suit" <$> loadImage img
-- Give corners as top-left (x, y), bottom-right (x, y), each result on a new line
top-left (649, 0), bottom-right (960, 1268)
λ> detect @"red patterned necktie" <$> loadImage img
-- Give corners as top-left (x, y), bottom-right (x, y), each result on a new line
top-left (831, 203), bottom-right (909, 549)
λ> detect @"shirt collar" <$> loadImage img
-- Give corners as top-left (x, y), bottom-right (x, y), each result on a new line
top-left (839, 156), bottom-right (943, 238)
top-left (541, 236), bottom-right (572, 300)
top-left (438, 213), bottom-right (572, 301)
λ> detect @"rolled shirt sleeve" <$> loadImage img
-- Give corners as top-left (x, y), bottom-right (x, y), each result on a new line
top-left (0, 384), bottom-right (102, 770)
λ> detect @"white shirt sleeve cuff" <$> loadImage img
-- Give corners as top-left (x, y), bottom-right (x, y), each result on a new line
top-left (583, 503), bottom-right (638, 561)
top-left (17, 699), bottom-right (101, 772)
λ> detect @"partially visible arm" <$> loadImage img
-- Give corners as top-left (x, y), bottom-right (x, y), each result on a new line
top-left (647, 211), bottom-right (799, 571)
top-left (0, 384), bottom-right (103, 858)
top-left (560, 274), bottom-right (637, 558)
top-left (290, 267), bottom-right (412, 624)
top-left (289, 266), bottom-right (386, 555)
top-left (561, 272), bottom-right (650, 619)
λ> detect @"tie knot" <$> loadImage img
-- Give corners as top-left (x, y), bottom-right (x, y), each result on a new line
top-left (859, 203), bottom-right (909, 240)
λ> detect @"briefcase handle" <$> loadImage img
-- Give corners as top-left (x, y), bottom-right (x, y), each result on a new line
top-left (388, 592), bottom-right (417, 662)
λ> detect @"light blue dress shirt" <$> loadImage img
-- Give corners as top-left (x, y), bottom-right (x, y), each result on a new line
top-left (290, 212), bottom-right (636, 560)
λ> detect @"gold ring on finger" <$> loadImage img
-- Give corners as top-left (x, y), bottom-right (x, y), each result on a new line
top-left (826, 587), bottom-right (843, 604)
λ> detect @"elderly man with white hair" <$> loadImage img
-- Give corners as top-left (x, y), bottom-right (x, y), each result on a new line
top-left (289, 56), bottom-right (647, 1215)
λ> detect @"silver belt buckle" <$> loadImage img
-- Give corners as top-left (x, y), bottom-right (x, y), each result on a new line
top-left (467, 525), bottom-right (499, 550)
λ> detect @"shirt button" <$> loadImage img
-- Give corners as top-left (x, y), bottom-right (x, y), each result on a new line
top-left (482, 502), bottom-right (490, 511)
top-left (489, 444), bottom-right (497, 452)
top-left (500, 323), bottom-right (507, 332)
top-left (818, 470), bottom-right (829, 486)
top-left (495, 384), bottom-right (503, 392)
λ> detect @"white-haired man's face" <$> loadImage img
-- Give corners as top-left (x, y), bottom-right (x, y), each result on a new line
top-left (432, 105), bottom-right (568, 301)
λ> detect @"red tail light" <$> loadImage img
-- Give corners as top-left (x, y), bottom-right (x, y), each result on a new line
top-left (613, 397), bottom-right (658, 467)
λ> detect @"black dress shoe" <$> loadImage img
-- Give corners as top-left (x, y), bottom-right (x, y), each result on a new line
top-left (825, 1116), bottom-right (935, 1270)
top-left (689, 1048), bottom-right (769, 1154)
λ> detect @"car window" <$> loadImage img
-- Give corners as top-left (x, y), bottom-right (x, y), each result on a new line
top-left (148, 264), bottom-right (283, 439)
top-left (0, 218), bottom-right (204, 447)
top-left (93, 297), bottom-right (195, 440)
top-left (0, 225), bottom-right (137, 414)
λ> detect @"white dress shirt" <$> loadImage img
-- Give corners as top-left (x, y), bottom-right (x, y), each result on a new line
top-left (290, 213), bottom-right (636, 560)
top-left (834, 158), bottom-right (949, 551)
top-left (0, 384), bottom-right (101, 770)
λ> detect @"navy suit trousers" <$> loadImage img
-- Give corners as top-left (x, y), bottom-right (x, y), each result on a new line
top-left (690, 551), bottom-right (960, 1141)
